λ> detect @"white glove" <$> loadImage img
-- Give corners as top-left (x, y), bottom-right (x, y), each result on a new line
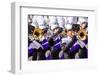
top-left (59, 50), bottom-right (64, 58)
top-left (28, 35), bottom-right (34, 41)
top-left (75, 52), bottom-right (79, 59)
top-left (45, 50), bottom-right (51, 58)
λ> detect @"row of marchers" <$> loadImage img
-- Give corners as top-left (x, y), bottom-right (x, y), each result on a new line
top-left (28, 15), bottom-right (88, 60)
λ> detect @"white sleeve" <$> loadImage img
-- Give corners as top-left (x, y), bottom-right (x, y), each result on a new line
top-left (28, 40), bottom-right (43, 50)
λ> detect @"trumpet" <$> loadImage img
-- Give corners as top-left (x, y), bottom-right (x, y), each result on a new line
top-left (33, 28), bottom-right (43, 40)
top-left (77, 29), bottom-right (87, 41)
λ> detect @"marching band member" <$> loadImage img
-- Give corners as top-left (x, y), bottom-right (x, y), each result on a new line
top-left (39, 25), bottom-right (52, 60)
top-left (77, 17), bottom-right (88, 30)
top-left (76, 18), bottom-right (88, 58)
top-left (68, 24), bottom-right (88, 58)
top-left (49, 24), bottom-right (62, 59)
top-left (56, 16), bottom-right (65, 59)
top-left (28, 25), bottom-right (44, 60)
top-left (81, 22), bottom-right (88, 35)
top-left (28, 16), bottom-right (47, 60)
top-left (79, 22), bottom-right (88, 44)
top-left (63, 24), bottom-right (75, 58)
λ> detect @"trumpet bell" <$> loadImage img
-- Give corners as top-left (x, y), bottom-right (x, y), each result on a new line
top-left (78, 30), bottom-right (87, 41)
top-left (33, 28), bottom-right (43, 40)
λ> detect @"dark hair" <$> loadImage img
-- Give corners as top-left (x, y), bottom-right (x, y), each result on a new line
top-left (72, 24), bottom-right (80, 32)
top-left (58, 27), bottom-right (63, 33)
top-left (28, 25), bottom-right (35, 34)
top-left (82, 22), bottom-right (88, 29)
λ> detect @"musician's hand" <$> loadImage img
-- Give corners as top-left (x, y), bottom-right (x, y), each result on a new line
top-left (59, 50), bottom-right (64, 58)
top-left (45, 50), bottom-right (51, 58)
top-left (29, 35), bottom-right (34, 41)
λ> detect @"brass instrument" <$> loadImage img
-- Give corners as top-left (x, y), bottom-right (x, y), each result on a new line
top-left (60, 29), bottom-right (67, 37)
top-left (33, 28), bottom-right (43, 40)
top-left (77, 29), bottom-right (87, 41)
